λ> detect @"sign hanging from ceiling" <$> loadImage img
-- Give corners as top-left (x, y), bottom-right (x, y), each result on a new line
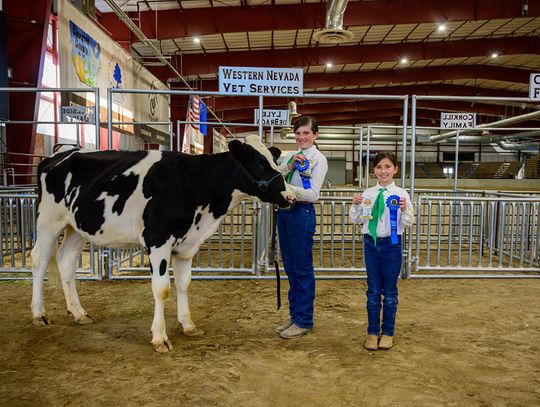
top-left (440, 112), bottom-right (476, 129)
top-left (219, 66), bottom-right (303, 97)
top-left (529, 73), bottom-right (540, 100)
top-left (254, 109), bottom-right (289, 126)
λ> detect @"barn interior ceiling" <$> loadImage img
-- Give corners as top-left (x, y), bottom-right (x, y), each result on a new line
top-left (94, 0), bottom-right (540, 140)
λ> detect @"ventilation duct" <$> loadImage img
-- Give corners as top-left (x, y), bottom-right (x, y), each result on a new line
top-left (495, 140), bottom-right (539, 153)
top-left (313, 0), bottom-right (354, 44)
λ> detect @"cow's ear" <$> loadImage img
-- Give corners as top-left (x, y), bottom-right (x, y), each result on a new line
top-left (268, 146), bottom-right (281, 164)
top-left (228, 139), bottom-right (244, 160)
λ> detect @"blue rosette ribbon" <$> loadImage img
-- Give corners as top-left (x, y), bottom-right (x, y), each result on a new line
top-left (295, 159), bottom-right (311, 189)
top-left (386, 194), bottom-right (401, 244)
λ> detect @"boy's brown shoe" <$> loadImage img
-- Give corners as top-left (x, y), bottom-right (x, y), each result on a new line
top-left (378, 335), bottom-right (394, 350)
top-left (364, 334), bottom-right (379, 350)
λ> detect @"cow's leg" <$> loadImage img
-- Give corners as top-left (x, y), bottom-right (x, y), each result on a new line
top-left (149, 247), bottom-right (173, 353)
top-left (56, 226), bottom-right (93, 324)
top-left (172, 256), bottom-right (204, 337)
top-left (31, 221), bottom-right (64, 326)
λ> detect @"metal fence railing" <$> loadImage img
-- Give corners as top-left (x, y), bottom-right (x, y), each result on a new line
top-left (1, 189), bottom-right (539, 280)
top-left (411, 195), bottom-right (540, 278)
top-left (0, 192), bottom-right (102, 280)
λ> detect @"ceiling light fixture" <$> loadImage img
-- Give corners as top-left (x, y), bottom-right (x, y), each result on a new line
top-left (491, 52), bottom-right (499, 58)
top-left (437, 24), bottom-right (446, 32)
top-left (326, 62), bottom-right (333, 68)
top-left (400, 58), bottom-right (408, 64)
top-left (193, 37), bottom-right (200, 44)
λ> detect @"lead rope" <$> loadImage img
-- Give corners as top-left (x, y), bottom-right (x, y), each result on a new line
top-left (269, 204), bottom-right (281, 310)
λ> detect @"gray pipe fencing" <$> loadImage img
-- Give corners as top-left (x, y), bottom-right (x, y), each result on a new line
top-left (412, 195), bottom-right (540, 278)
top-left (0, 192), bottom-right (102, 280)
top-left (2, 189), bottom-right (539, 280)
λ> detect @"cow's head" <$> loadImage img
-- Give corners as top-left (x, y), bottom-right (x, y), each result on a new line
top-left (229, 135), bottom-right (295, 208)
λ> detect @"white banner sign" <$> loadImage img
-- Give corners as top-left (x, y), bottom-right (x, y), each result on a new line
top-left (61, 105), bottom-right (96, 123)
top-left (219, 66), bottom-right (303, 96)
top-left (440, 112), bottom-right (476, 129)
top-left (529, 73), bottom-right (540, 100)
top-left (254, 109), bottom-right (289, 126)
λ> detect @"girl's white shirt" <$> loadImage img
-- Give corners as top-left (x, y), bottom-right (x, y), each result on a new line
top-left (349, 181), bottom-right (415, 236)
top-left (279, 145), bottom-right (328, 202)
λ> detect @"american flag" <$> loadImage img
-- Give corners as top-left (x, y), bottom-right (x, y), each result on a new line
top-left (185, 95), bottom-right (207, 133)
top-left (187, 95), bottom-right (201, 130)
top-left (182, 95), bottom-right (207, 154)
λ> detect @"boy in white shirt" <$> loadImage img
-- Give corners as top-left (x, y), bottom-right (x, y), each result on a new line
top-left (349, 152), bottom-right (414, 350)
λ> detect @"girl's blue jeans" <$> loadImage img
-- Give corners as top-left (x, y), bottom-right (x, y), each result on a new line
top-left (277, 203), bottom-right (316, 329)
top-left (363, 234), bottom-right (403, 336)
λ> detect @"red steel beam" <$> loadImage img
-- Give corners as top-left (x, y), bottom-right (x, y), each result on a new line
top-left (204, 84), bottom-right (526, 112)
top-left (221, 100), bottom-right (525, 122)
top-left (160, 37), bottom-right (539, 77)
top-left (98, 0), bottom-right (538, 42)
top-left (163, 65), bottom-right (529, 96)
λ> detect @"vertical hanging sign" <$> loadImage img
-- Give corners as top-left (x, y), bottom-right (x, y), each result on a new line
top-left (529, 73), bottom-right (540, 100)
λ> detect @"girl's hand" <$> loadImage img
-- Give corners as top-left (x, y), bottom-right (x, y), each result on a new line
top-left (289, 153), bottom-right (305, 170)
top-left (353, 193), bottom-right (364, 205)
top-left (400, 197), bottom-right (407, 212)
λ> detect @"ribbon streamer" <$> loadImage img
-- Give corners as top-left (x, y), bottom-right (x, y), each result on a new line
top-left (295, 159), bottom-right (311, 189)
top-left (386, 194), bottom-right (401, 244)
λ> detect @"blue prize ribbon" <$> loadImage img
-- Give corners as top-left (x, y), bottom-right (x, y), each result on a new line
top-left (386, 194), bottom-right (401, 244)
top-left (295, 159), bottom-right (311, 189)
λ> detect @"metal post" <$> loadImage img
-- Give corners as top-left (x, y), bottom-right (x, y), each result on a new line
top-left (365, 125), bottom-right (371, 188)
top-left (169, 121), bottom-right (173, 151)
top-left (176, 120), bottom-right (180, 152)
top-left (407, 95), bottom-right (418, 279)
top-left (94, 87), bottom-right (100, 151)
top-left (358, 126), bottom-right (363, 190)
top-left (106, 88), bottom-right (113, 151)
top-left (454, 129), bottom-right (460, 192)
top-left (409, 95), bottom-right (417, 201)
top-left (401, 96), bottom-right (408, 187)
top-left (258, 96), bottom-right (264, 142)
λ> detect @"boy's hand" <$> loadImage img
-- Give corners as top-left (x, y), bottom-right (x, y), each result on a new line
top-left (353, 193), bottom-right (364, 205)
top-left (400, 197), bottom-right (407, 212)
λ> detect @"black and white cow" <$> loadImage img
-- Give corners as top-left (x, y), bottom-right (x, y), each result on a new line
top-left (31, 135), bottom-right (294, 353)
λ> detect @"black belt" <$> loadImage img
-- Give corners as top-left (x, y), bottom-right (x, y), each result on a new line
top-left (364, 234), bottom-right (401, 243)
top-left (295, 201), bottom-right (313, 205)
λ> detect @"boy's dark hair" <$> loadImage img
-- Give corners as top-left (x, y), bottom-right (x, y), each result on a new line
top-left (293, 115), bottom-right (319, 134)
top-left (372, 151), bottom-right (398, 168)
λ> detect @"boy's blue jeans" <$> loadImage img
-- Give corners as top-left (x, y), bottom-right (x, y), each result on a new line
top-left (363, 234), bottom-right (403, 336)
top-left (277, 203), bottom-right (316, 329)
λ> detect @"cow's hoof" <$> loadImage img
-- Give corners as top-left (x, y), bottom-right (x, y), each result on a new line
top-left (75, 315), bottom-right (94, 325)
top-left (183, 327), bottom-right (204, 337)
top-left (32, 314), bottom-right (51, 326)
top-left (153, 339), bottom-right (173, 353)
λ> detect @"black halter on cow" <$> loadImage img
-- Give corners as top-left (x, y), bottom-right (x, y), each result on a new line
top-left (31, 135), bottom-right (294, 353)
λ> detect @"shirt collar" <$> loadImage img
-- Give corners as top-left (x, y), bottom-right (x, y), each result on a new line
top-left (376, 181), bottom-right (395, 189)
top-left (301, 145), bottom-right (317, 154)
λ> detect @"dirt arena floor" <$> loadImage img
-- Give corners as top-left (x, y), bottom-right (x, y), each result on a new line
top-left (1, 278), bottom-right (539, 407)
